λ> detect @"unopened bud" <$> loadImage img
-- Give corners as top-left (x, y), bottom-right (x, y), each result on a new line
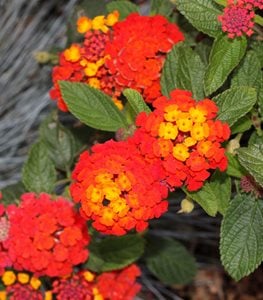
top-left (226, 138), bottom-right (240, 154)
top-left (178, 197), bottom-right (194, 214)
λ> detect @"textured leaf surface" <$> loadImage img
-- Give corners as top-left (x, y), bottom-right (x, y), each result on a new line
top-left (22, 141), bottom-right (56, 193)
top-left (237, 144), bottom-right (263, 187)
top-left (146, 236), bottom-right (197, 285)
top-left (204, 35), bottom-right (247, 95)
top-left (220, 195), bottom-right (263, 281)
top-left (226, 153), bottom-right (246, 178)
top-left (161, 43), bottom-right (205, 99)
top-left (176, 0), bottom-right (221, 37)
top-left (231, 51), bottom-right (262, 89)
top-left (0, 182), bottom-right (25, 206)
top-left (150, 0), bottom-right (174, 16)
top-left (59, 81), bottom-right (128, 132)
top-left (106, 0), bottom-right (139, 19)
top-left (86, 235), bottom-right (144, 272)
top-left (185, 172), bottom-right (231, 216)
top-left (214, 87), bottom-right (257, 127)
top-left (123, 89), bottom-right (151, 115)
top-left (40, 112), bottom-right (77, 171)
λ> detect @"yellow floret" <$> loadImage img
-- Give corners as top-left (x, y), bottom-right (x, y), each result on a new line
top-left (164, 104), bottom-right (180, 122)
top-left (17, 273), bottom-right (30, 284)
top-left (30, 277), bottom-right (42, 290)
top-left (84, 62), bottom-right (99, 77)
top-left (2, 271), bottom-right (16, 286)
top-left (77, 16), bottom-right (92, 34)
top-left (92, 16), bottom-right (109, 33)
top-left (173, 143), bottom-right (190, 161)
top-left (64, 44), bottom-right (81, 62)
top-left (88, 78), bottom-right (101, 89)
top-left (105, 10), bottom-right (119, 26)
top-left (176, 112), bottom-right (193, 132)
top-left (189, 107), bottom-right (206, 123)
top-left (190, 123), bottom-right (210, 141)
top-left (83, 271), bottom-right (95, 282)
top-left (158, 122), bottom-right (178, 140)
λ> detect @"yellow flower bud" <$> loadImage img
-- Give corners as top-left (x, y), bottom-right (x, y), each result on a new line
top-left (30, 277), bottom-right (42, 290)
top-left (178, 198), bottom-right (194, 214)
top-left (2, 271), bottom-right (16, 286)
top-left (17, 272), bottom-right (30, 284)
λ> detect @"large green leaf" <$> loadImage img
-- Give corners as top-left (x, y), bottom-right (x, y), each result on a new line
top-left (226, 153), bottom-right (246, 178)
top-left (145, 236), bottom-right (197, 285)
top-left (0, 182), bottom-right (25, 206)
top-left (22, 141), bottom-right (56, 194)
top-left (220, 195), bottom-right (263, 281)
top-left (185, 171), bottom-right (231, 216)
top-left (59, 81), bottom-right (129, 132)
top-left (213, 86), bottom-right (257, 127)
top-left (86, 235), bottom-right (144, 272)
top-left (231, 51), bottom-right (262, 89)
top-left (176, 0), bottom-right (221, 37)
top-left (123, 89), bottom-right (151, 116)
top-left (161, 43), bottom-right (205, 99)
top-left (106, 0), bottom-right (139, 20)
top-left (150, 0), bottom-right (174, 16)
top-left (204, 35), bottom-right (247, 95)
top-left (230, 115), bottom-right (252, 135)
top-left (40, 112), bottom-right (77, 171)
top-left (237, 144), bottom-right (263, 187)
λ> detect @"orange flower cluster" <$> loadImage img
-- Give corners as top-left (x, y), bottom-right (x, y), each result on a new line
top-left (130, 89), bottom-right (231, 191)
top-left (70, 140), bottom-right (168, 235)
top-left (49, 11), bottom-right (122, 112)
top-left (52, 264), bottom-right (141, 300)
top-left (4, 193), bottom-right (90, 277)
top-left (0, 205), bottom-right (11, 275)
top-left (105, 13), bottom-right (185, 103)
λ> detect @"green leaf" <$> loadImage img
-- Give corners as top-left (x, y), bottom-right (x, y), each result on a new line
top-left (59, 81), bottom-right (129, 132)
top-left (150, 0), bottom-right (174, 16)
top-left (123, 89), bottom-right (151, 116)
top-left (22, 141), bottom-right (56, 194)
top-left (237, 144), bottom-right (263, 188)
top-left (145, 236), bottom-right (197, 285)
top-left (176, 0), bottom-right (221, 37)
top-left (226, 153), bottom-right (246, 178)
top-left (40, 112), bottom-right (77, 171)
top-left (230, 115), bottom-right (252, 135)
top-left (204, 35), bottom-right (247, 95)
top-left (86, 235), bottom-right (144, 272)
top-left (185, 171), bottom-right (231, 216)
top-left (214, 86), bottom-right (257, 127)
top-left (106, 0), bottom-right (139, 20)
top-left (220, 194), bottom-right (263, 281)
top-left (161, 43), bottom-right (205, 100)
top-left (0, 182), bottom-right (25, 206)
top-left (251, 41), bottom-right (263, 68)
top-left (231, 51), bottom-right (262, 90)
top-left (248, 132), bottom-right (263, 147)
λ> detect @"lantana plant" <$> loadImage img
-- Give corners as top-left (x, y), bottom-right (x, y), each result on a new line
top-left (1, 0), bottom-right (263, 298)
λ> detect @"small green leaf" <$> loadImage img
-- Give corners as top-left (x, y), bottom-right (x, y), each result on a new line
top-left (226, 153), bottom-right (246, 178)
top-left (106, 0), bottom-right (139, 20)
top-left (40, 112), bottom-right (77, 171)
top-left (176, 0), bottom-right (221, 37)
top-left (59, 81), bottom-right (129, 132)
top-left (204, 35), bottom-right (247, 95)
top-left (150, 0), bottom-right (174, 16)
top-left (0, 182), bottom-right (25, 206)
top-left (123, 89), bottom-right (151, 116)
top-left (220, 195), bottom-right (263, 281)
top-left (237, 144), bottom-right (263, 187)
top-left (86, 235), bottom-right (144, 272)
top-left (185, 172), bottom-right (231, 216)
top-left (145, 236), bottom-right (197, 285)
top-left (231, 115), bottom-right (252, 135)
top-left (22, 141), bottom-right (56, 194)
top-left (213, 86), bottom-right (257, 127)
top-left (231, 51), bottom-right (262, 91)
top-left (161, 43), bottom-right (205, 99)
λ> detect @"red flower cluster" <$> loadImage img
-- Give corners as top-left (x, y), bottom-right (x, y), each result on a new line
top-left (105, 13), bottom-right (184, 103)
top-left (96, 264), bottom-right (141, 300)
top-left (130, 89), bottom-right (230, 191)
top-left (218, 0), bottom-right (255, 38)
top-left (5, 283), bottom-right (43, 300)
top-left (52, 264), bottom-right (141, 300)
top-left (70, 140), bottom-right (168, 235)
top-left (49, 11), bottom-right (122, 112)
top-left (5, 193), bottom-right (90, 277)
top-left (52, 272), bottom-right (94, 300)
top-left (0, 204), bottom-right (11, 275)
